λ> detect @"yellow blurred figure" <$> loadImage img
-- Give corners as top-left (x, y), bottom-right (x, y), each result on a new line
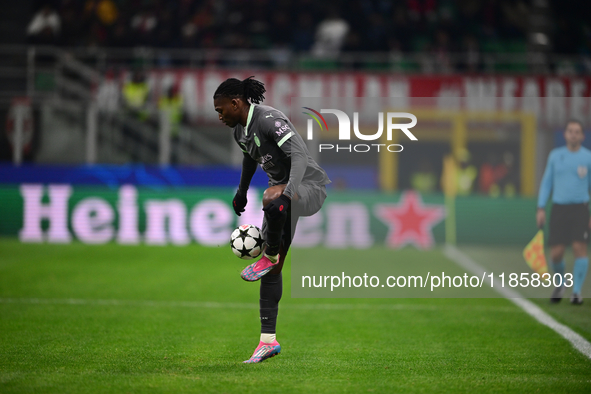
top-left (85, 0), bottom-right (119, 26)
top-left (411, 158), bottom-right (436, 193)
top-left (158, 86), bottom-right (184, 137)
top-left (441, 149), bottom-right (477, 196)
top-left (159, 86), bottom-right (184, 164)
top-left (122, 71), bottom-right (150, 120)
top-left (455, 149), bottom-right (477, 196)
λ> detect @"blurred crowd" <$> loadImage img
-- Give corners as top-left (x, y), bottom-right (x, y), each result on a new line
top-left (26, 0), bottom-right (590, 57)
top-left (410, 148), bottom-right (518, 197)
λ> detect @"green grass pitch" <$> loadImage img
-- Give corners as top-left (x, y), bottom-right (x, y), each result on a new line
top-left (0, 238), bottom-right (590, 393)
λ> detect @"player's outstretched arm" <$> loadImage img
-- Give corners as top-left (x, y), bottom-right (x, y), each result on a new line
top-left (238, 153), bottom-right (258, 193)
top-left (233, 153), bottom-right (258, 216)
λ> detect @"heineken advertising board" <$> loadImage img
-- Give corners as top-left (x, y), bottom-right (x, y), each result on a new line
top-left (0, 184), bottom-right (537, 247)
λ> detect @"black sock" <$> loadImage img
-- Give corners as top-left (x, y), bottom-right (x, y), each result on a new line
top-left (260, 272), bottom-right (283, 334)
top-left (264, 210), bottom-right (288, 256)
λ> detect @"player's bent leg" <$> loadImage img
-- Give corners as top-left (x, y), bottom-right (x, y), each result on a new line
top-left (262, 184), bottom-right (289, 257)
top-left (240, 186), bottom-right (288, 282)
top-left (549, 244), bottom-right (567, 303)
top-left (571, 242), bottom-right (588, 305)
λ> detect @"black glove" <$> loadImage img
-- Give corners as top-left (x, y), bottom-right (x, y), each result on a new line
top-left (232, 190), bottom-right (247, 216)
top-left (263, 194), bottom-right (291, 220)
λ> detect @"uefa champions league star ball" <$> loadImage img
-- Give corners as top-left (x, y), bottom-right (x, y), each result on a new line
top-left (230, 224), bottom-right (264, 259)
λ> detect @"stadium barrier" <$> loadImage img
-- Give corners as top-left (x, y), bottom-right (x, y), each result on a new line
top-left (96, 71), bottom-right (591, 126)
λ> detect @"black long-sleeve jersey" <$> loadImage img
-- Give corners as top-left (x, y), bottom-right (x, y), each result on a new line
top-left (233, 104), bottom-right (330, 198)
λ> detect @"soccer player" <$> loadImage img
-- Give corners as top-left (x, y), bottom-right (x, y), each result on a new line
top-left (213, 77), bottom-right (330, 362)
top-left (537, 120), bottom-right (591, 305)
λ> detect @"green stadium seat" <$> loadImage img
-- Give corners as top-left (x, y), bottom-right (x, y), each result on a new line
top-left (34, 72), bottom-right (55, 91)
top-left (298, 58), bottom-right (339, 70)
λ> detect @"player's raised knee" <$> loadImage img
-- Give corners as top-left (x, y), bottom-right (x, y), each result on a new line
top-left (263, 185), bottom-right (287, 208)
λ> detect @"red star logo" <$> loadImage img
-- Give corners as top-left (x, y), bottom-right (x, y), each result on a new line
top-left (375, 191), bottom-right (445, 249)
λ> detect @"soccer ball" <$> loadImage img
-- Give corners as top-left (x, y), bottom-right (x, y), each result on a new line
top-left (230, 224), bottom-right (264, 260)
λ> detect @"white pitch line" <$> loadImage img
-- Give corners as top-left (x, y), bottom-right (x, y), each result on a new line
top-left (444, 244), bottom-right (591, 360)
top-left (0, 297), bottom-right (518, 313)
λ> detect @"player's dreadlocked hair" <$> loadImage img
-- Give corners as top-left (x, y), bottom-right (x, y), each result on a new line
top-left (213, 76), bottom-right (266, 104)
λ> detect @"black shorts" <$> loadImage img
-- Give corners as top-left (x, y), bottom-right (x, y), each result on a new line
top-left (548, 203), bottom-right (590, 246)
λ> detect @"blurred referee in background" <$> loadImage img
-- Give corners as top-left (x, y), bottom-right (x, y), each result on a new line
top-left (537, 120), bottom-right (591, 305)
